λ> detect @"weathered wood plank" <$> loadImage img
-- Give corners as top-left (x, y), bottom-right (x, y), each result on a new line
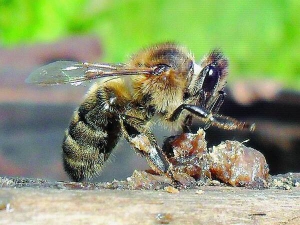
top-left (1, 186), bottom-right (299, 224)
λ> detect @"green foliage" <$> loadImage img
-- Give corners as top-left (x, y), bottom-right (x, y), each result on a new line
top-left (1, 0), bottom-right (299, 89)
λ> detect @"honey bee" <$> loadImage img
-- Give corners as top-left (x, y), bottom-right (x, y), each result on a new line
top-left (27, 43), bottom-right (255, 182)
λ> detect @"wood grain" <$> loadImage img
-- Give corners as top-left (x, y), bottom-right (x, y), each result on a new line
top-left (1, 186), bottom-right (299, 224)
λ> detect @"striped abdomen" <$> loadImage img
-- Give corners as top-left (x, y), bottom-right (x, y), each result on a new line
top-left (62, 102), bottom-right (122, 182)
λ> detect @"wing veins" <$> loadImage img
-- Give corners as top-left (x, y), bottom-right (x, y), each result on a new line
top-left (27, 61), bottom-right (155, 86)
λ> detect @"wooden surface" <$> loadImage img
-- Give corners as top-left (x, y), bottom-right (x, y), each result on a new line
top-left (1, 186), bottom-right (299, 225)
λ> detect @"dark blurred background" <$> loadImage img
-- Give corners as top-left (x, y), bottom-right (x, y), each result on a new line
top-left (0, 0), bottom-right (299, 182)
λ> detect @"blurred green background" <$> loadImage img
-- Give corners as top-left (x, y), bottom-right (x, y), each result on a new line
top-left (1, 0), bottom-right (299, 89)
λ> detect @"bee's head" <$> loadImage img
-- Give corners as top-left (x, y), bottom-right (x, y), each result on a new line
top-left (187, 50), bottom-right (228, 110)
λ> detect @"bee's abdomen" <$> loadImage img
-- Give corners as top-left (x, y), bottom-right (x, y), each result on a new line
top-left (62, 107), bottom-right (121, 182)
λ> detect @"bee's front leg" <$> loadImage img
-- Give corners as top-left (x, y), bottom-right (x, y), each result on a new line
top-left (119, 115), bottom-right (175, 179)
top-left (169, 104), bottom-right (255, 131)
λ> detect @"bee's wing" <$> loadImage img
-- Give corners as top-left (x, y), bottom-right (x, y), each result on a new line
top-left (26, 61), bottom-right (154, 86)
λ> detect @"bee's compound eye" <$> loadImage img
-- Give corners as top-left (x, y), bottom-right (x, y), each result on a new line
top-left (153, 64), bottom-right (170, 76)
top-left (203, 65), bottom-right (220, 92)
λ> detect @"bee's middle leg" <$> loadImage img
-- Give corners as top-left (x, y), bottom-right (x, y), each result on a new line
top-left (119, 115), bottom-right (173, 178)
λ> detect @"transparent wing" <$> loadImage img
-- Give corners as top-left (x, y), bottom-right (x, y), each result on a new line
top-left (26, 61), bottom-right (154, 86)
